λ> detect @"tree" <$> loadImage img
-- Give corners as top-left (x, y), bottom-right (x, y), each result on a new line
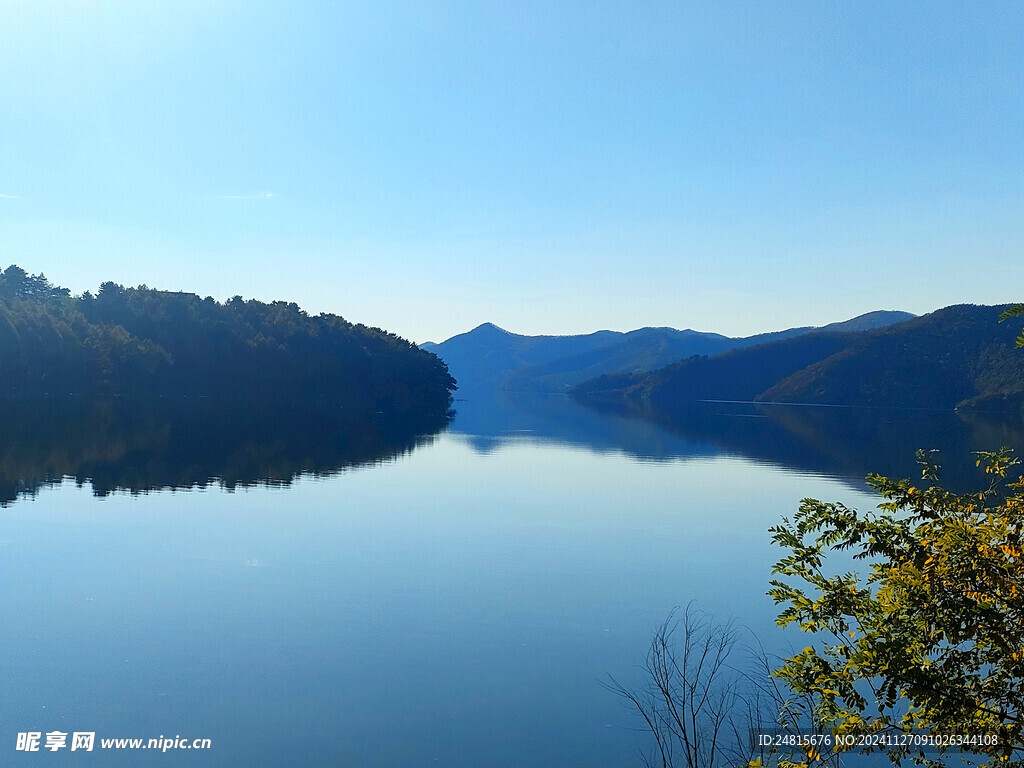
top-left (0, 265), bottom-right (456, 410)
top-left (607, 605), bottom-right (841, 768)
top-left (768, 448), bottom-right (1024, 767)
top-left (1001, 304), bottom-right (1024, 349)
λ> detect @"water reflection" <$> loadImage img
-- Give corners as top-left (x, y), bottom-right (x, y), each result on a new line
top-left (4, 391), bottom-right (1021, 508)
top-left (449, 392), bottom-right (1024, 491)
top-left (0, 397), bottom-right (449, 505)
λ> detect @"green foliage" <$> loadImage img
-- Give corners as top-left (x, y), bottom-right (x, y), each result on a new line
top-left (769, 448), bottom-right (1024, 766)
top-left (0, 265), bottom-right (70, 301)
top-left (0, 265), bottom-right (455, 416)
top-left (1001, 304), bottom-right (1024, 349)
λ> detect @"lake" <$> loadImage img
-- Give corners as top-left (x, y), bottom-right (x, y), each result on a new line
top-left (2, 394), bottom-right (1020, 766)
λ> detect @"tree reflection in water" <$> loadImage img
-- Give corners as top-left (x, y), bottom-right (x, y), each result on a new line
top-left (0, 397), bottom-right (449, 506)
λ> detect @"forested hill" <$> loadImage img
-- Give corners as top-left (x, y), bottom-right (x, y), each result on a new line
top-left (760, 304), bottom-right (1024, 410)
top-left (572, 304), bottom-right (1024, 413)
top-left (0, 266), bottom-right (455, 416)
top-left (570, 333), bottom-right (853, 404)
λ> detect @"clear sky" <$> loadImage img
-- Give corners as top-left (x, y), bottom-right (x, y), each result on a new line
top-left (1, 1), bottom-right (1021, 343)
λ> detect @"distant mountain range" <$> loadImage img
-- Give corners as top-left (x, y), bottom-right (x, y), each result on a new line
top-left (421, 310), bottom-right (915, 394)
top-left (572, 304), bottom-right (1024, 414)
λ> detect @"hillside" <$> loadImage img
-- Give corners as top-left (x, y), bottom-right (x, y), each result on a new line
top-left (572, 304), bottom-right (1024, 414)
top-left (0, 266), bottom-right (455, 416)
top-left (423, 311), bottom-right (914, 394)
top-left (571, 333), bottom-right (854, 405)
top-left (420, 322), bottom-right (627, 392)
top-left (760, 304), bottom-right (1024, 410)
top-left (499, 326), bottom-right (737, 393)
top-left (422, 322), bottom-right (731, 393)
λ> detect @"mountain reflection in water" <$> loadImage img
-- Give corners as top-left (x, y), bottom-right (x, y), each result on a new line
top-left (0, 397), bottom-right (449, 505)
top-left (450, 391), bottom-right (1024, 492)
top-left (4, 392), bottom-right (1021, 507)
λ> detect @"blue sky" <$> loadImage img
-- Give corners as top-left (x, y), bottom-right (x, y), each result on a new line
top-left (1, 1), bottom-right (1021, 343)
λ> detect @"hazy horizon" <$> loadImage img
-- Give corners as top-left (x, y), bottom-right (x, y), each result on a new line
top-left (2, 1), bottom-right (1021, 343)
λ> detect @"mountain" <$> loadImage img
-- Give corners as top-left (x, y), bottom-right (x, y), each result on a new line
top-left (815, 309), bottom-right (919, 334)
top-left (760, 304), bottom-right (1024, 411)
top-left (0, 265), bottom-right (455, 418)
top-left (572, 304), bottom-right (1024, 414)
top-left (424, 311), bottom-right (915, 394)
top-left (420, 322), bottom-right (627, 391)
top-left (571, 332), bottom-right (854, 404)
top-left (498, 326), bottom-right (741, 393)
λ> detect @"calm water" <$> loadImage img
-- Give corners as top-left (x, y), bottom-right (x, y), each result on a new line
top-left (1, 394), bottom-right (1020, 766)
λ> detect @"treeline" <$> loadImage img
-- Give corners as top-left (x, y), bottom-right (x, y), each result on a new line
top-left (0, 266), bottom-right (456, 415)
